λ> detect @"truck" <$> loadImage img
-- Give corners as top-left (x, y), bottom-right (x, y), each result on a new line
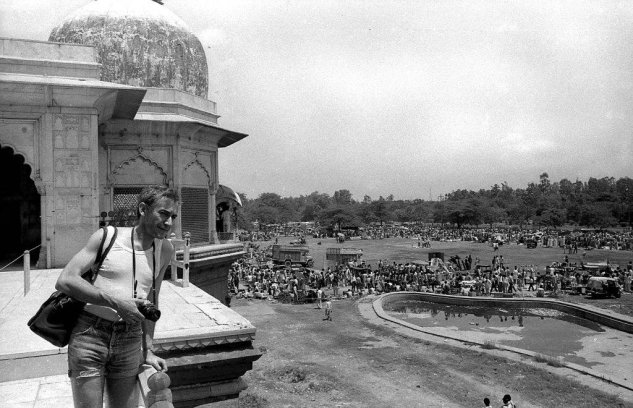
top-left (271, 244), bottom-right (314, 267)
top-left (325, 247), bottom-right (363, 265)
top-left (586, 276), bottom-right (621, 298)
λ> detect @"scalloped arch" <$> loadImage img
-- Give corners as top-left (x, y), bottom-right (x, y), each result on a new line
top-left (0, 143), bottom-right (37, 182)
top-left (183, 156), bottom-right (211, 187)
top-left (112, 152), bottom-right (168, 185)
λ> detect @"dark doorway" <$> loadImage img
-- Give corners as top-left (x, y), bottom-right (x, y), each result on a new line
top-left (0, 146), bottom-right (41, 269)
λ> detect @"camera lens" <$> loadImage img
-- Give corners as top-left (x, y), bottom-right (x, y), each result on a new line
top-left (138, 303), bottom-right (161, 322)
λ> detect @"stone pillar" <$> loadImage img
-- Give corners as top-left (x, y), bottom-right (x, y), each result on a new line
top-left (34, 178), bottom-right (53, 269)
top-left (138, 366), bottom-right (174, 408)
top-left (38, 112), bottom-right (55, 268)
top-left (210, 184), bottom-right (219, 244)
top-left (49, 111), bottom-right (99, 266)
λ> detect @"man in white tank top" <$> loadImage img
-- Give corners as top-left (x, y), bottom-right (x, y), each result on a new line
top-left (56, 186), bottom-right (178, 408)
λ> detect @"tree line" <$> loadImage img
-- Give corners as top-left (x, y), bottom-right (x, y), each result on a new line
top-left (235, 174), bottom-right (633, 231)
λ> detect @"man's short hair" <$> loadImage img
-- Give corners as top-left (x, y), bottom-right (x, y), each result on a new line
top-left (137, 185), bottom-right (180, 217)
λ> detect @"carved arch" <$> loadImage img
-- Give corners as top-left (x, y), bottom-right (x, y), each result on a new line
top-left (182, 153), bottom-right (212, 188)
top-left (111, 149), bottom-right (168, 185)
top-left (0, 143), bottom-right (37, 183)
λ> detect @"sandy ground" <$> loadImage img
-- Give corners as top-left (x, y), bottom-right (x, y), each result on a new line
top-left (233, 295), bottom-right (633, 408)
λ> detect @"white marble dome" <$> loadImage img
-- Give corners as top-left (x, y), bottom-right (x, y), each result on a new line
top-left (49, 0), bottom-right (209, 98)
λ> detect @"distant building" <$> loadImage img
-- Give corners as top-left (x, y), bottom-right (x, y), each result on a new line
top-left (0, 0), bottom-right (246, 268)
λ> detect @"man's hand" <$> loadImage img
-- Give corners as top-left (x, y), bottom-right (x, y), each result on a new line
top-left (112, 297), bottom-right (145, 324)
top-left (145, 349), bottom-right (168, 372)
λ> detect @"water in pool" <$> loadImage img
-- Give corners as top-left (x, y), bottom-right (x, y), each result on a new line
top-left (384, 299), bottom-right (633, 373)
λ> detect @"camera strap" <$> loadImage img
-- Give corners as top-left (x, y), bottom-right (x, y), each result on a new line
top-left (131, 227), bottom-right (157, 305)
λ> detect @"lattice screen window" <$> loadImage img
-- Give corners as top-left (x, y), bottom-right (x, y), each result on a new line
top-left (112, 187), bottom-right (143, 227)
top-left (181, 187), bottom-right (209, 244)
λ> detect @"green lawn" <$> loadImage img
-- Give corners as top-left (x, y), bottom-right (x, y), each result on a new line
top-left (286, 235), bottom-right (632, 272)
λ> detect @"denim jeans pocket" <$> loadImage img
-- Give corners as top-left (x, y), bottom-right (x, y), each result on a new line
top-left (71, 318), bottom-right (94, 337)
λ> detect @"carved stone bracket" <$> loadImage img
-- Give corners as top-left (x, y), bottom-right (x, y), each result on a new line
top-left (154, 333), bottom-right (256, 353)
top-left (32, 171), bottom-right (54, 197)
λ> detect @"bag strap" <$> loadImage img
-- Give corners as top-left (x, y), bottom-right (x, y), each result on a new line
top-left (96, 226), bottom-right (118, 269)
top-left (89, 226), bottom-right (118, 283)
top-left (94, 226), bottom-right (109, 264)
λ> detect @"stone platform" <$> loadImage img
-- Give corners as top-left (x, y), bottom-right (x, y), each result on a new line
top-left (0, 269), bottom-right (261, 407)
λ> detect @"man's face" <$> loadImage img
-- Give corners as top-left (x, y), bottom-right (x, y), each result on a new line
top-left (140, 197), bottom-right (178, 239)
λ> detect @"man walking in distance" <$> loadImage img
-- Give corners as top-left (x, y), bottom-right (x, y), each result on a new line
top-left (324, 296), bottom-right (333, 321)
top-left (317, 287), bottom-right (323, 309)
top-left (56, 186), bottom-right (178, 408)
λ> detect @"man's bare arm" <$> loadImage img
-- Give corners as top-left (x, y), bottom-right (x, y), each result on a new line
top-left (55, 228), bottom-right (144, 323)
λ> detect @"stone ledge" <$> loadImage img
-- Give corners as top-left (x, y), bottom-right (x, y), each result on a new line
top-left (380, 291), bottom-right (633, 333)
top-left (154, 332), bottom-right (256, 353)
top-left (371, 292), bottom-right (633, 393)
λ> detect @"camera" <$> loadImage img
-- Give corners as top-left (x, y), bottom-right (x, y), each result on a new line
top-left (137, 301), bottom-right (161, 322)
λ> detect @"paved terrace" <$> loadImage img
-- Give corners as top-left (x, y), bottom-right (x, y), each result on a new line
top-left (0, 269), bottom-right (255, 407)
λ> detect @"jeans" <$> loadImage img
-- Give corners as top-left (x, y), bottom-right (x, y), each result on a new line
top-left (68, 311), bottom-right (143, 380)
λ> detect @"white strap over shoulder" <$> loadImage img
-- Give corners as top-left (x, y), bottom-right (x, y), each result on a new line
top-left (104, 225), bottom-right (117, 246)
top-left (153, 238), bottom-right (163, 276)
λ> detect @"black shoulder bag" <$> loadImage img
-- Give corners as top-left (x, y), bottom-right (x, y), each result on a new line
top-left (27, 226), bottom-right (118, 347)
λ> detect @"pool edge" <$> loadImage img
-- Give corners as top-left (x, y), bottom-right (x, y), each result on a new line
top-left (371, 292), bottom-right (633, 392)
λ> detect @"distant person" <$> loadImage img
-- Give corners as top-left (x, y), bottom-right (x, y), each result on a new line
top-left (324, 297), bottom-right (333, 321)
top-left (483, 397), bottom-right (491, 407)
top-left (501, 394), bottom-right (516, 407)
top-left (484, 277), bottom-right (492, 296)
top-left (317, 287), bottom-right (323, 309)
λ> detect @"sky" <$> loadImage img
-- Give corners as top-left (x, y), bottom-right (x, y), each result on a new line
top-left (1, 0), bottom-right (632, 201)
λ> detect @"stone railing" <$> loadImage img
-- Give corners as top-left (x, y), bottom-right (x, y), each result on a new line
top-left (168, 233), bottom-right (244, 289)
top-left (138, 365), bottom-right (173, 408)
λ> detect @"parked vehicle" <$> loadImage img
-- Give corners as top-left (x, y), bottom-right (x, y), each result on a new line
top-left (270, 244), bottom-right (314, 267)
top-left (460, 280), bottom-right (477, 295)
top-left (582, 262), bottom-right (618, 273)
top-left (325, 247), bottom-right (363, 265)
top-left (586, 277), bottom-right (621, 298)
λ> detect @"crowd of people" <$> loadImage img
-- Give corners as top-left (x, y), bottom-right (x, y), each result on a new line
top-left (240, 224), bottom-right (633, 253)
top-left (330, 225), bottom-right (633, 252)
top-left (228, 224), bottom-right (633, 304)
top-left (229, 245), bottom-right (633, 303)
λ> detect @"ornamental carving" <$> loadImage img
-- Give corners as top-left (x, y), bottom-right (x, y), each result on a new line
top-left (111, 150), bottom-right (168, 185)
top-left (182, 152), bottom-right (212, 187)
top-left (154, 333), bottom-right (256, 353)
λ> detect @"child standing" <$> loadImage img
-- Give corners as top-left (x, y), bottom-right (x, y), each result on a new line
top-left (317, 288), bottom-right (323, 309)
top-left (324, 297), bottom-right (333, 321)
